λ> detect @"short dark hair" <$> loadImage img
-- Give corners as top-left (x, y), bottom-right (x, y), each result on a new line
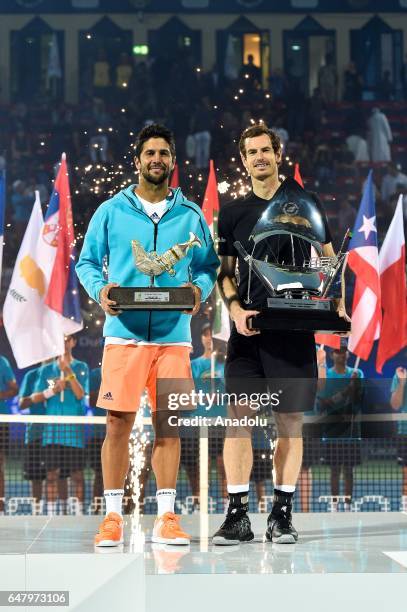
top-left (239, 124), bottom-right (281, 159)
top-left (134, 123), bottom-right (176, 159)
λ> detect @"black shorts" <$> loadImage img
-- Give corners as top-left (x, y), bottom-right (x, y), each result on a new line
top-left (252, 448), bottom-right (272, 483)
top-left (225, 328), bottom-right (317, 413)
top-left (86, 437), bottom-right (104, 472)
top-left (44, 445), bottom-right (85, 479)
top-left (397, 437), bottom-right (407, 466)
top-left (0, 424), bottom-right (9, 453)
top-left (321, 440), bottom-right (362, 467)
top-left (23, 440), bottom-right (46, 481)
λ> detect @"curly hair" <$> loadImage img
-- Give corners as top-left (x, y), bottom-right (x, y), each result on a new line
top-left (239, 124), bottom-right (281, 158)
top-left (134, 123), bottom-right (176, 159)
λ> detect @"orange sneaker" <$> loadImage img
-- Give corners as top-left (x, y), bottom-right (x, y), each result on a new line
top-left (152, 512), bottom-right (191, 545)
top-left (94, 512), bottom-right (124, 547)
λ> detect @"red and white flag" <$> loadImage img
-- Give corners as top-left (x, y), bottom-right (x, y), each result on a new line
top-left (44, 153), bottom-right (83, 334)
top-left (347, 170), bottom-right (381, 360)
top-left (376, 195), bottom-right (407, 372)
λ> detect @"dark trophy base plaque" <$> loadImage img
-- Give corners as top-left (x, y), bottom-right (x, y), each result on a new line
top-left (108, 287), bottom-right (195, 311)
top-left (248, 298), bottom-right (351, 333)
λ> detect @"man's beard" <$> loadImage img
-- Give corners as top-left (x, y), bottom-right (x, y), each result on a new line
top-left (141, 164), bottom-right (170, 185)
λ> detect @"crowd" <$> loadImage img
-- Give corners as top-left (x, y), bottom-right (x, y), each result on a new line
top-left (1, 55), bottom-right (406, 266)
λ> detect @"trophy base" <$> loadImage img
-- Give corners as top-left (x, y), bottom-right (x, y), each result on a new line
top-left (108, 287), bottom-right (195, 311)
top-left (248, 298), bottom-right (351, 333)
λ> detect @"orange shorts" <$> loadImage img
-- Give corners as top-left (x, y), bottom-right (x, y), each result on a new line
top-left (97, 344), bottom-right (193, 413)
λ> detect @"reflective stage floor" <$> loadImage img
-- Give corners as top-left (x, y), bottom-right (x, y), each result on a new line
top-left (1, 513), bottom-right (406, 611)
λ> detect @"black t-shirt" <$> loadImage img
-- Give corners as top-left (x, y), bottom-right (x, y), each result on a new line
top-left (218, 189), bottom-right (332, 310)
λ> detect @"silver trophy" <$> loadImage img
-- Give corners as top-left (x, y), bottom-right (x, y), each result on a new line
top-left (234, 178), bottom-right (351, 332)
top-left (109, 232), bottom-right (202, 310)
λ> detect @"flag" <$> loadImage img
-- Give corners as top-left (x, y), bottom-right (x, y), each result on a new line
top-left (170, 163), bottom-right (179, 188)
top-left (202, 160), bottom-right (219, 238)
top-left (202, 161), bottom-right (229, 340)
top-left (347, 170), bottom-right (381, 360)
top-left (47, 33), bottom-right (62, 84)
top-left (376, 195), bottom-right (407, 372)
top-left (3, 193), bottom-right (65, 368)
top-left (315, 333), bottom-right (341, 350)
top-left (0, 170), bottom-right (5, 288)
top-left (44, 154), bottom-right (82, 334)
top-left (294, 163), bottom-right (304, 187)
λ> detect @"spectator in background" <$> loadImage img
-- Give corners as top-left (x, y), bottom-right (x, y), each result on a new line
top-left (32, 335), bottom-right (89, 516)
top-left (92, 49), bottom-right (111, 100)
top-left (381, 163), bottom-right (407, 203)
top-left (318, 347), bottom-right (364, 512)
top-left (19, 363), bottom-right (47, 514)
top-left (343, 62), bottom-right (363, 102)
top-left (346, 130), bottom-right (370, 162)
top-left (318, 53), bottom-right (337, 104)
top-left (240, 54), bottom-right (262, 91)
top-left (116, 53), bottom-right (133, 90)
top-left (191, 98), bottom-right (212, 169)
top-left (368, 107), bottom-right (393, 162)
top-left (390, 366), bottom-right (407, 504)
top-left (0, 355), bottom-right (18, 515)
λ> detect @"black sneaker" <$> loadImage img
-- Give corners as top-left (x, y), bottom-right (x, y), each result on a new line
top-left (212, 508), bottom-right (254, 546)
top-left (265, 509), bottom-right (298, 544)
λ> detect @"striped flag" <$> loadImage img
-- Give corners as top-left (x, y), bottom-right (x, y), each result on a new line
top-left (347, 170), bottom-right (381, 360)
top-left (44, 153), bottom-right (83, 334)
top-left (0, 169), bottom-right (5, 288)
top-left (376, 195), bottom-right (407, 372)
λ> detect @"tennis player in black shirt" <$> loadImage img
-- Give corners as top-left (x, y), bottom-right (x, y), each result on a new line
top-left (212, 124), bottom-right (344, 544)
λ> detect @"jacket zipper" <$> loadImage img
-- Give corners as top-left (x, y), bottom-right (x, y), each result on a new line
top-left (147, 208), bottom-right (171, 341)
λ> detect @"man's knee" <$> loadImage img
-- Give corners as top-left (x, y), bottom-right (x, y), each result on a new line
top-left (274, 411), bottom-right (303, 438)
top-left (106, 411), bottom-right (135, 440)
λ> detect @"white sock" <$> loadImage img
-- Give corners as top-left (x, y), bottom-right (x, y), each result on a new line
top-left (227, 484), bottom-right (250, 494)
top-left (47, 501), bottom-right (57, 516)
top-left (104, 489), bottom-right (124, 516)
top-left (275, 484), bottom-right (296, 493)
top-left (156, 489), bottom-right (176, 516)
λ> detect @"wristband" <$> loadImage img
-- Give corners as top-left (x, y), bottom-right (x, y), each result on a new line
top-left (65, 373), bottom-right (76, 382)
top-left (318, 363), bottom-right (327, 368)
top-left (44, 388), bottom-right (55, 399)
